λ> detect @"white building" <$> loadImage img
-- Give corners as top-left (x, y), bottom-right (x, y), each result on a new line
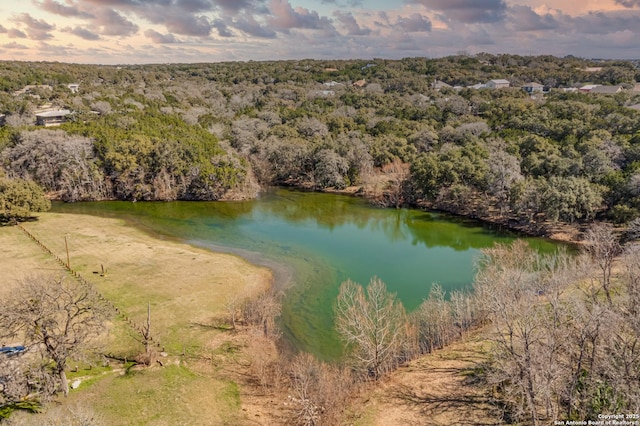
top-left (36, 109), bottom-right (71, 127)
top-left (522, 82), bottom-right (545, 94)
top-left (486, 79), bottom-right (510, 89)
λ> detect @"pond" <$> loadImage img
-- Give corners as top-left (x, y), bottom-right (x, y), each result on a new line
top-left (52, 188), bottom-right (560, 359)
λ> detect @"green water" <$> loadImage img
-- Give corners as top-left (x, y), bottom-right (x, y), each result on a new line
top-left (52, 188), bottom-right (559, 359)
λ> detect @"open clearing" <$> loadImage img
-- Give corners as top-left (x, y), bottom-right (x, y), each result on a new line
top-left (1, 212), bottom-right (273, 425)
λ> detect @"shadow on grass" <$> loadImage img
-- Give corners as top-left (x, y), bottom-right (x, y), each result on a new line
top-left (390, 377), bottom-right (502, 426)
top-left (384, 344), bottom-right (505, 426)
top-left (0, 216), bottom-right (40, 226)
top-left (189, 320), bottom-right (235, 331)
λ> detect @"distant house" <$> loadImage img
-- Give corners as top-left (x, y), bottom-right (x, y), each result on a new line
top-left (361, 63), bottom-right (376, 70)
top-left (469, 83), bottom-right (486, 90)
top-left (36, 109), bottom-right (71, 127)
top-left (522, 82), bottom-right (545, 94)
top-left (486, 79), bottom-right (510, 89)
top-left (584, 67), bottom-right (603, 72)
top-left (324, 67), bottom-right (338, 72)
top-left (323, 81), bottom-right (343, 87)
top-left (590, 85), bottom-right (623, 95)
top-left (352, 79), bottom-right (367, 88)
top-left (67, 83), bottom-right (80, 93)
top-left (579, 84), bottom-right (600, 92)
top-left (432, 80), bottom-right (452, 90)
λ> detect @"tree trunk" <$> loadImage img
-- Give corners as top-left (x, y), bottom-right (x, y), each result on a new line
top-left (60, 370), bottom-right (69, 397)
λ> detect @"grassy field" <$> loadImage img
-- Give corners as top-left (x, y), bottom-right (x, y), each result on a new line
top-left (1, 212), bottom-right (273, 425)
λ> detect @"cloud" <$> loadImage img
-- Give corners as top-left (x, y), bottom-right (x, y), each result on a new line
top-left (36, 0), bottom-right (95, 19)
top-left (508, 5), bottom-right (558, 31)
top-left (233, 13), bottom-right (277, 38)
top-left (152, 13), bottom-right (213, 36)
top-left (144, 28), bottom-right (179, 43)
top-left (176, 0), bottom-right (214, 13)
top-left (63, 26), bottom-right (102, 40)
top-left (37, 41), bottom-right (83, 59)
top-left (93, 9), bottom-right (139, 36)
top-left (321, 0), bottom-right (363, 6)
top-left (2, 42), bottom-right (29, 49)
top-left (6, 0), bottom-right (640, 63)
top-left (373, 11), bottom-right (431, 33)
top-left (213, 19), bottom-right (234, 37)
top-left (334, 11), bottom-right (371, 35)
top-left (8, 29), bottom-right (28, 39)
top-left (413, 0), bottom-right (507, 23)
top-left (614, 0), bottom-right (640, 7)
top-left (397, 13), bottom-right (432, 32)
top-left (213, 0), bottom-right (255, 12)
top-left (563, 10), bottom-right (640, 35)
top-left (11, 13), bottom-right (56, 40)
top-left (267, 0), bottom-right (335, 33)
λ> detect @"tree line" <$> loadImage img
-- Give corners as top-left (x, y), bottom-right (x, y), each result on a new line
top-left (0, 55), bottom-right (639, 229)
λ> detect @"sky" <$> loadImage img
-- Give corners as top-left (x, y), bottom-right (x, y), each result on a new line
top-left (0, 0), bottom-right (639, 64)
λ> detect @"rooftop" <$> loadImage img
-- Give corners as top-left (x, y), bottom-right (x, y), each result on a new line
top-left (36, 109), bottom-right (71, 117)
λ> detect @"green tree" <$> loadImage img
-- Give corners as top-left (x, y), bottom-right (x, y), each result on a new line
top-left (0, 175), bottom-right (50, 224)
top-left (540, 176), bottom-right (603, 222)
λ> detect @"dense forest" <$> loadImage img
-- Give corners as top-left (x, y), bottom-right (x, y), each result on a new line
top-left (1, 54), bottom-right (640, 230)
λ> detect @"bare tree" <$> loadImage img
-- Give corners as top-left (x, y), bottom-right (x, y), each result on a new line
top-left (584, 223), bottom-right (621, 305)
top-left (0, 275), bottom-right (109, 397)
top-left (486, 144), bottom-right (523, 217)
top-left (134, 301), bottom-right (158, 366)
top-left (449, 289), bottom-right (476, 336)
top-left (0, 356), bottom-right (31, 414)
top-left (2, 130), bottom-right (108, 202)
top-left (224, 292), bottom-right (245, 330)
top-left (413, 284), bottom-right (456, 354)
top-left (474, 241), bottom-right (581, 425)
top-left (288, 352), bottom-right (355, 426)
top-left (334, 277), bottom-right (410, 379)
top-left (242, 289), bottom-right (282, 338)
top-left (474, 242), bottom-right (543, 425)
top-left (623, 244), bottom-right (640, 335)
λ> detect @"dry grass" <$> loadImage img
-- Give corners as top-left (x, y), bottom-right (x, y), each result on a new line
top-left (344, 331), bottom-right (503, 426)
top-left (0, 212), bottom-right (274, 425)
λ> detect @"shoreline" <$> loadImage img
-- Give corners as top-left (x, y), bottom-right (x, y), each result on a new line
top-left (324, 186), bottom-right (587, 246)
top-left (187, 239), bottom-right (295, 294)
top-left (47, 185), bottom-right (589, 247)
top-left (2, 212), bottom-right (274, 326)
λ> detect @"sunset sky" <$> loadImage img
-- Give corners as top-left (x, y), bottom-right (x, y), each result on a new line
top-left (1, 0), bottom-right (639, 64)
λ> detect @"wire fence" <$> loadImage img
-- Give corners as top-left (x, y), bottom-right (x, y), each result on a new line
top-left (16, 224), bottom-right (163, 352)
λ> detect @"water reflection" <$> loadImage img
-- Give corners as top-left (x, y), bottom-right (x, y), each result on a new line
top-left (52, 188), bottom-right (559, 359)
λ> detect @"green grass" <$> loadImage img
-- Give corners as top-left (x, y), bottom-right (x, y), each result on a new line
top-left (92, 363), bottom-right (243, 425)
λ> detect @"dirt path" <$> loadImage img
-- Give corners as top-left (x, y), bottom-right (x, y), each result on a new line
top-left (347, 331), bottom-right (503, 426)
